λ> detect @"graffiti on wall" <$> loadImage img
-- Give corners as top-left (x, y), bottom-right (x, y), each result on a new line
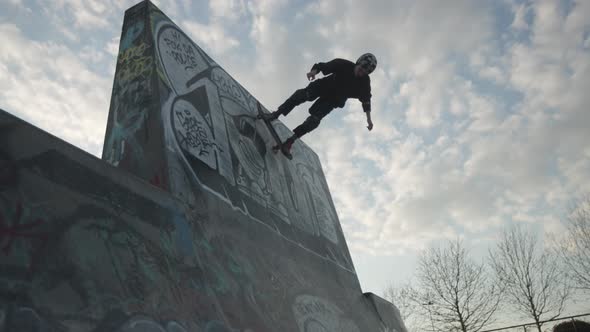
top-left (292, 295), bottom-right (360, 332)
top-left (104, 17), bottom-right (152, 172)
top-left (0, 146), bottom-right (366, 331)
top-left (0, 151), bottom-right (48, 274)
top-left (0, 142), bottom-right (263, 331)
top-left (153, 21), bottom-right (344, 252)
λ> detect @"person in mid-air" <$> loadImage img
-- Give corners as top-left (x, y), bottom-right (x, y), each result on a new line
top-left (259, 53), bottom-right (377, 156)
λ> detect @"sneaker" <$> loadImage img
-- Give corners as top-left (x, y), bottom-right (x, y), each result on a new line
top-left (281, 138), bottom-right (295, 159)
top-left (258, 111), bottom-right (280, 121)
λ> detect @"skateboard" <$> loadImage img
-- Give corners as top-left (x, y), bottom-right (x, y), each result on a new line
top-left (256, 102), bottom-right (293, 160)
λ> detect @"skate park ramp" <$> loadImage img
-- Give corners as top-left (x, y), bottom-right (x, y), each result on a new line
top-left (0, 1), bottom-right (407, 331)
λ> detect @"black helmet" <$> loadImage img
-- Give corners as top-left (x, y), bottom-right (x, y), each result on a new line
top-left (356, 53), bottom-right (377, 74)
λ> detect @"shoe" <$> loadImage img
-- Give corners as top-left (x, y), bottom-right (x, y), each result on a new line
top-left (258, 111), bottom-right (280, 121)
top-left (281, 138), bottom-right (295, 159)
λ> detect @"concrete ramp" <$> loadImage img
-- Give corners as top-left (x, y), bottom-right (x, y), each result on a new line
top-left (0, 1), bottom-right (407, 331)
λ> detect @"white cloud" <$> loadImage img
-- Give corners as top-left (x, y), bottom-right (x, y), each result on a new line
top-left (181, 21), bottom-right (240, 55)
top-left (79, 45), bottom-right (106, 63)
top-left (0, 23), bottom-right (110, 155)
top-left (105, 36), bottom-right (120, 56)
top-left (209, 0), bottom-right (247, 22)
top-left (511, 3), bottom-right (531, 31)
top-left (272, 0), bottom-right (590, 263)
top-left (5, 0), bottom-right (32, 13)
top-left (44, 0), bottom-right (111, 29)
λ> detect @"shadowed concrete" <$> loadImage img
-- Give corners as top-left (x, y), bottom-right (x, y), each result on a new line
top-left (0, 1), bottom-right (407, 331)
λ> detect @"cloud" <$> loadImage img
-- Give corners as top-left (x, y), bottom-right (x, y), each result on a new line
top-left (270, 0), bottom-right (590, 259)
top-left (181, 21), bottom-right (240, 55)
top-left (6, 0), bottom-right (25, 7)
top-left (284, 0), bottom-right (496, 254)
top-left (511, 2), bottom-right (531, 31)
top-left (105, 36), bottom-right (120, 56)
top-left (41, 0), bottom-right (112, 29)
top-left (6, 0), bottom-right (32, 15)
top-left (34, 0), bottom-right (154, 46)
top-left (0, 23), bottom-right (110, 156)
top-left (209, 0), bottom-right (247, 23)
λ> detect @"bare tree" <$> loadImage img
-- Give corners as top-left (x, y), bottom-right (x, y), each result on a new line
top-left (489, 225), bottom-right (571, 332)
top-left (383, 282), bottom-right (420, 331)
top-left (556, 197), bottom-right (590, 291)
top-left (413, 239), bottom-right (501, 332)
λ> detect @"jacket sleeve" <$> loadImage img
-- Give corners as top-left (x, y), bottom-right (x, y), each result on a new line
top-left (360, 79), bottom-right (372, 112)
top-left (311, 58), bottom-right (350, 76)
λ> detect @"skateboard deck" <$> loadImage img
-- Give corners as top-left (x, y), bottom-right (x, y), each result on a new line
top-left (257, 102), bottom-right (292, 160)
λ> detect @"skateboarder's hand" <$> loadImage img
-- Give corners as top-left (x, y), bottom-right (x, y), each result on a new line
top-left (367, 120), bottom-right (373, 131)
top-left (307, 70), bottom-right (318, 81)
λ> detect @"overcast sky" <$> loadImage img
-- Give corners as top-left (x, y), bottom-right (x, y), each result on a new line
top-left (1, 0), bottom-right (589, 327)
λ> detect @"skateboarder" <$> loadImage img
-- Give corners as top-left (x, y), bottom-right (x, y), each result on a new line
top-left (259, 53), bottom-right (377, 156)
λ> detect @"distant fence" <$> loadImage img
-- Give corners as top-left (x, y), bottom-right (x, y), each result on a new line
top-left (482, 313), bottom-right (590, 332)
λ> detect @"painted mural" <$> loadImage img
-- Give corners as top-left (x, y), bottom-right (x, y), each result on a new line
top-left (152, 15), bottom-right (343, 250)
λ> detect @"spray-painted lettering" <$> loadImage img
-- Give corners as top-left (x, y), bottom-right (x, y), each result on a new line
top-left (163, 30), bottom-right (199, 71)
top-left (175, 109), bottom-right (218, 157)
top-left (117, 43), bottom-right (153, 86)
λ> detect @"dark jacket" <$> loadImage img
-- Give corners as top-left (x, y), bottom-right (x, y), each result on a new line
top-left (311, 58), bottom-right (372, 112)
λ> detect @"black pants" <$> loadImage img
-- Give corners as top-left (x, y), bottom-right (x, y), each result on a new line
top-left (277, 80), bottom-right (345, 138)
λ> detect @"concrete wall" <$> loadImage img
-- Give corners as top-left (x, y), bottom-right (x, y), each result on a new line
top-left (0, 1), bottom-right (407, 331)
top-left (1, 108), bottom-right (407, 331)
top-left (0, 109), bottom-right (185, 331)
top-left (102, 0), bottom-right (357, 285)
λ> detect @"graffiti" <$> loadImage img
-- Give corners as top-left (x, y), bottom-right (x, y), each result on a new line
top-left (116, 43), bottom-right (153, 86)
top-left (120, 20), bottom-right (145, 52)
top-left (157, 25), bottom-right (209, 95)
top-left (203, 320), bottom-right (243, 332)
top-left (170, 212), bottom-right (193, 259)
top-left (211, 68), bottom-right (249, 109)
top-left (297, 166), bottom-right (338, 244)
top-left (149, 167), bottom-right (167, 190)
top-left (103, 88), bottom-right (149, 167)
top-left (0, 304), bottom-right (57, 332)
top-left (381, 328), bottom-right (400, 332)
top-left (0, 202), bottom-right (45, 255)
top-left (110, 315), bottom-right (251, 332)
top-left (0, 304), bottom-right (256, 332)
top-left (116, 315), bottom-right (188, 332)
top-left (155, 23), bottom-right (350, 260)
top-left (104, 40), bottom-right (152, 168)
top-left (174, 104), bottom-right (219, 158)
top-left (292, 295), bottom-right (360, 332)
top-left (162, 30), bottom-right (200, 71)
top-left (166, 81), bottom-right (234, 186)
top-left (224, 111), bottom-right (270, 207)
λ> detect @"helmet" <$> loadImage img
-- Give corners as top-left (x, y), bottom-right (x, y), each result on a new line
top-left (356, 53), bottom-right (377, 74)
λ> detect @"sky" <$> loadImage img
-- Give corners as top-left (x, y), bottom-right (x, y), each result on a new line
top-left (1, 0), bottom-right (589, 327)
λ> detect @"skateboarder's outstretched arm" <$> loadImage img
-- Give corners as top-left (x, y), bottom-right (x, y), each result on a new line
top-left (307, 58), bottom-right (351, 81)
top-left (365, 111), bottom-right (373, 131)
top-left (360, 84), bottom-right (373, 131)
